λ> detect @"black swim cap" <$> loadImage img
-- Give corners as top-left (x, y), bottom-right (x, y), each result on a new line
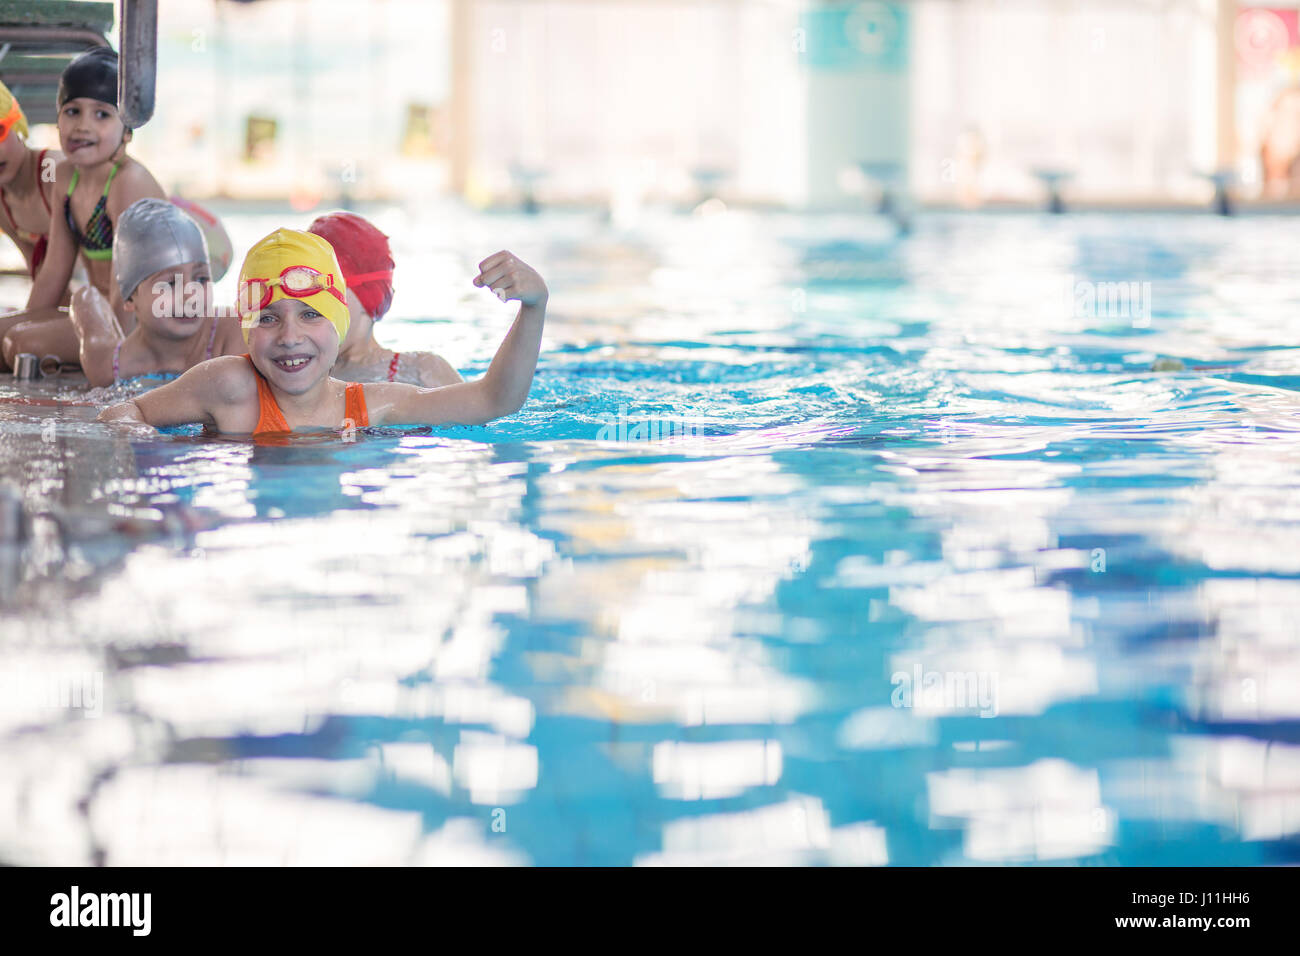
top-left (57, 47), bottom-right (119, 108)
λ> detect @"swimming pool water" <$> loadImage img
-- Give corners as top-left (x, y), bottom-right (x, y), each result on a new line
top-left (1, 205), bottom-right (1298, 865)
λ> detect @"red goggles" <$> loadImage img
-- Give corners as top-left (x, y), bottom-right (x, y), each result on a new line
top-left (0, 99), bottom-right (24, 144)
top-left (238, 265), bottom-right (345, 314)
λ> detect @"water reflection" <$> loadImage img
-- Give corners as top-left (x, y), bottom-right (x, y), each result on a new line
top-left (3, 210), bottom-right (1300, 864)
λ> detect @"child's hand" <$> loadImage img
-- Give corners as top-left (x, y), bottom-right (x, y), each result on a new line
top-left (98, 400), bottom-right (161, 438)
top-left (473, 251), bottom-right (548, 308)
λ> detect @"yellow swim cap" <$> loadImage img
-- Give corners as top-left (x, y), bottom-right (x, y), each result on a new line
top-left (237, 228), bottom-right (349, 344)
top-left (0, 80), bottom-right (30, 142)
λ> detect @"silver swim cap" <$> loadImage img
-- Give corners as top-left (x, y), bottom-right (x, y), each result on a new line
top-left (114, 198), bottom-right (210, 301)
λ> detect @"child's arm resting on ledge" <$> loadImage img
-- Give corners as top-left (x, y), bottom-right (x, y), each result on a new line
top-left (69, 286), bottom-right (124, 388)
top-left (368, 250), bottom-right (547, 427)
top-left (98, 355), bottom-right (253, 432)
top-left (96, 399), bottom-right (160, 438)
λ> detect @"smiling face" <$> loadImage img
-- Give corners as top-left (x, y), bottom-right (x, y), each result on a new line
top-left (0, 130), bottom-right (26, 187)
top-left (57, 97), bottom-right (124, 166)
top-left (129, 261), bottom-right (212, 339)
top-left (246, 297), bottom-right (341, 395)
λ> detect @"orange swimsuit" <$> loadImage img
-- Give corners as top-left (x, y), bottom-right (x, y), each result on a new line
top-left (243, 354), bottom-right (368, 435)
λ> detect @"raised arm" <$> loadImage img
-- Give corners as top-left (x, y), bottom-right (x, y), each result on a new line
top-left (25, 161), bottom-right (77, 310)
top-left (367, 251), bottom-right (546, 427)
top-left (68, 285), bottom-right (123, 387)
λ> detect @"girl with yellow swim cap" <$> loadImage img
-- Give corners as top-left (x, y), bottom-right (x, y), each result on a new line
top-left (99, 228), bottom-right (550, 438)
top-left (0, 81), bottom-right (62, 284)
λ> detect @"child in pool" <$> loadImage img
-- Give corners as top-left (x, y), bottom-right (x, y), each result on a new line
top-left (0, 47), bottom-right (167, 369)
top-left (99, 228), bottom-right (547, 435)
top-left (0, 81), bottom-right (62, 283)
top-left (307, 211), bottom-right (461, 387)
top-left (71, 198), bottom-right (244, 387)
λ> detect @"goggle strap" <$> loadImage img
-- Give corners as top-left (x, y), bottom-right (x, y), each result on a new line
top-left (347, 269), bottom-right (393, 286)
top-left (0, 99), bottom-right (22, 140)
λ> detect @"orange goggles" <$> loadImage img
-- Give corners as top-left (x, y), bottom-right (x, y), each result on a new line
top-left (238, 265), bottom-right (345, 314)
top-left (0, 99), bottom-right (23, 144)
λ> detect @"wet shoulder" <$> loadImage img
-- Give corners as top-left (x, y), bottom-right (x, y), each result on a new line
top-left (107, 158), bottom-right (167, 216)
top-left (199, 353), bottom-right (259, 406)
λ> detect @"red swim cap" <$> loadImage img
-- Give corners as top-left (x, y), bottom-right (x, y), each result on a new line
top-left (307, 211), bottom-right (395, 321)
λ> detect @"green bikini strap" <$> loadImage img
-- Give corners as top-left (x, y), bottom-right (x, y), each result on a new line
top-left (102, 161), bottom-right (121, 196)
top-left (66, 162), bottom-right (120, 199)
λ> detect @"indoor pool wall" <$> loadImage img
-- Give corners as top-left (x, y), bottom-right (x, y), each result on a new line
top-left (1, 205), bottom-right (1298, 865)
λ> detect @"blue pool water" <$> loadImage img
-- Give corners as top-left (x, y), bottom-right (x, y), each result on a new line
top-left (1, 205), bottom-right (1299, 865)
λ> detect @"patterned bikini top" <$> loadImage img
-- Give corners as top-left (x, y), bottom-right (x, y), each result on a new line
top-left (64, 161), bottom-right (120, 261)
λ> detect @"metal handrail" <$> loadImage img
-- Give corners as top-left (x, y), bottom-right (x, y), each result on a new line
top-left (117, 0), bottom-right (156, 130)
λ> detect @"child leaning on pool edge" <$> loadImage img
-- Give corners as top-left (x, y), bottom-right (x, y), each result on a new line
top-left (72, 198), bottom-right (244, 387)
top-left (0, 80), bottom-right (62, 283)
top-left (308, 211), bottom-right (462, 388)
top-left (99, 228), bottom-right (547, 436)
top-left (0, 47), bottom-right (167, 369)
